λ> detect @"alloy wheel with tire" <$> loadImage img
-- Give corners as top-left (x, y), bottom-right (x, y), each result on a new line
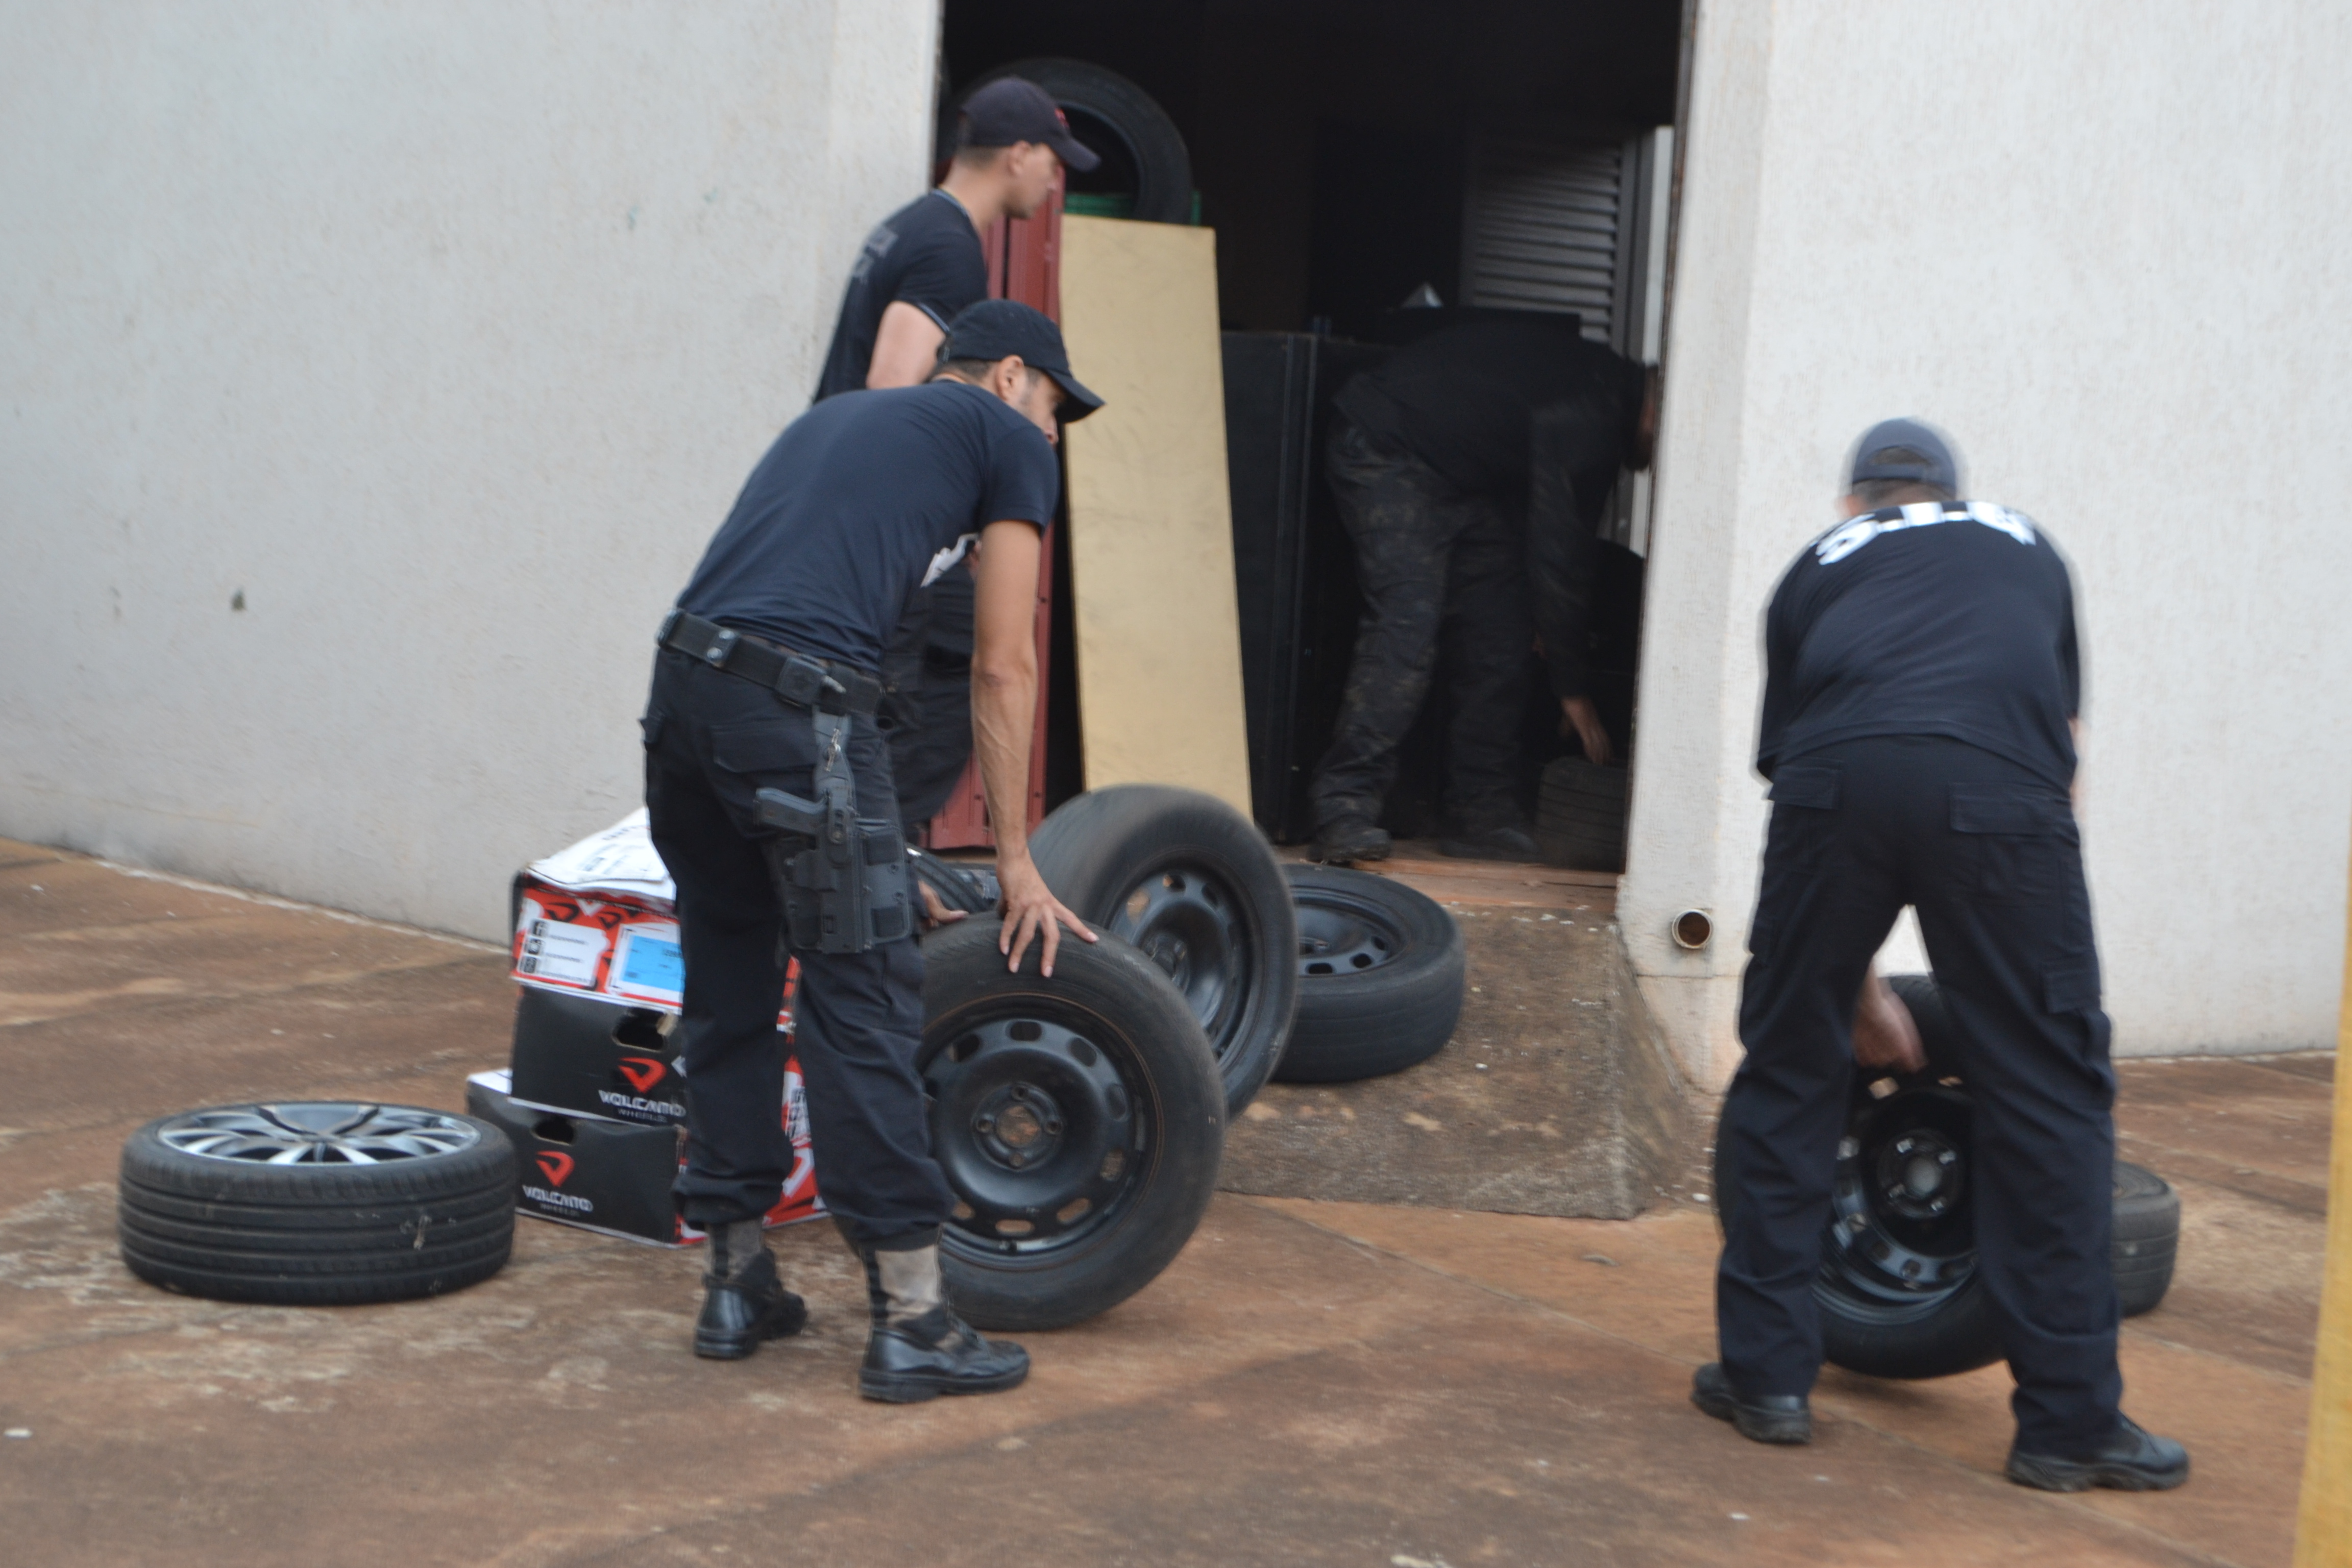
top-left (119, 1102), bottom-right (517, 1306)
top-left (1028, 785), bottom-right (1297, 1115)
top-left (1275, 864), bottom-right (1467, 1084)
top-left (1711, 974), bottom-right (2180, 1380)
top-left (921, 916), bottom-right (1224, 1332)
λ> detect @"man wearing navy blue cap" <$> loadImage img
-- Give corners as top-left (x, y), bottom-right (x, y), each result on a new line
top-left (644, 300), bottom-right (1101, 1402)
top-left (808, 77), bottom-right (1099, 835)
top-left (1695, 420), bottom-right (2189, 1493)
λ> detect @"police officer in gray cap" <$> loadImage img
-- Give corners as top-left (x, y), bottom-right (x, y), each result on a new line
top-left (1695, 420), bottom-right (2190, 1493)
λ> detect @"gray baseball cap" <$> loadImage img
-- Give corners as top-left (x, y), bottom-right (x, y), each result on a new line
top-left (1850, 418), bottom-right (1962, 494)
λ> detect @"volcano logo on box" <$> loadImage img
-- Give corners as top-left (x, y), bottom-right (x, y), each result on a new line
top-left (534, 1150), bottom-right (575, 1186)
top-left (615, 1056), bottom-right (669, 1094)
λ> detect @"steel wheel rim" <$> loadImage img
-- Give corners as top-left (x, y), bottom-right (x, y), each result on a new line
top-left (1108, 861), bottom-right (1251, 1063)
top-left (925, 1004), bottom-right (1155, 1262)
top-left (157, 1104), bottom-right (482, 1165)
top-left (1293, 888), bottom-right (1403, 977)
top-left (1818, 1082), bottom-right (1978, 1319)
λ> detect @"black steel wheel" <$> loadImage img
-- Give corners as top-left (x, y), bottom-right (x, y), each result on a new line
top-left (1275, 865), bottom-right (1466, 1084)
top-left (1029, 786), bottom-right (1297, 1114)
top-left (922, 917), bottom-right (1223, 1331)
top-left (1714, 973), bottom-right (2180, 1381)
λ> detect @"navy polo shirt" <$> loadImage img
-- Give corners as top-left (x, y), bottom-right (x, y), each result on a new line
top-left (675, 381), bottom-right (1058, 673)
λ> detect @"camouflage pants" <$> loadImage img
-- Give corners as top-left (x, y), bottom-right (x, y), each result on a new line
top-left (1309, 420), bottom-right (1531, 833)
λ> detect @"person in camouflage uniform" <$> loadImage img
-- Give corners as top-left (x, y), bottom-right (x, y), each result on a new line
top-left (1309, 317), bottom-right (1655, 863)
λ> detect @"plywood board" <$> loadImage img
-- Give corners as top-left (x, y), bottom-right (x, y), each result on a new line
top-left (1057, 215), bottom-right (1253, 815)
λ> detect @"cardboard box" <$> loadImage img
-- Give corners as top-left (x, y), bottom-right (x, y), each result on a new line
top-left (509, 872), bottom-right (795, 1031)
top-left (467, 1069), bottom-right (821, 1247)
top-left (508, 986), bottom-right (687, 1127)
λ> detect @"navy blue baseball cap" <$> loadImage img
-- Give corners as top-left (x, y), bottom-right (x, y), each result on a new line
top-left (940, 300), bottom-right (1105, 421)
top-left (1849, 418), bottom-right (1962, 494)
top-left (958, 78), bottom-right (1101, 172)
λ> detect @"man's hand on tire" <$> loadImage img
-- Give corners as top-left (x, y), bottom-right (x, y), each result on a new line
top-left (917, 879), bottom-right (969, 930)
top-left (1559, 696), bottom-right (1615, 766)
top-left (1852, 969), bottom-right (1927, 1074)
top-left (995, 850), bottom-right (1096, 977)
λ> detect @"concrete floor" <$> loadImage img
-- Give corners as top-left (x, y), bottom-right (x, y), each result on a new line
top-left (0, 839), bottom-right (2327, 1566)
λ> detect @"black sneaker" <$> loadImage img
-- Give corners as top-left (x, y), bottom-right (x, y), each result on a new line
top-left (1313, 816), bottom-right (1392, 864)
top-left (1690, 1362), bottom-right (1813, 1445)
top-left (2006, 1416), bottom-right (2190, 1492)
top-left (1439, 822), bottom-right (1540, 862)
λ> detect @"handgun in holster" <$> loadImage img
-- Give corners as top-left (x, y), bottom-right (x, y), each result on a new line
top-left (753, 713), bottom-right (912, 955)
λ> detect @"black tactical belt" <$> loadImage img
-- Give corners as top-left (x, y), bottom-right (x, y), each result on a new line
top-left (658, 609), bottom-right (883, 717)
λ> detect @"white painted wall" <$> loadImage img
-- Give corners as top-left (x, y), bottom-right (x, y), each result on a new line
top-left (1626, 0), bottom-right (2352, 1084)
top-left (1, 0), bottom-right (941, 939)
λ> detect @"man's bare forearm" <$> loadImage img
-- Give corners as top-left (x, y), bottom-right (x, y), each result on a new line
top-left (970, 656), bottom-right (1037, 861)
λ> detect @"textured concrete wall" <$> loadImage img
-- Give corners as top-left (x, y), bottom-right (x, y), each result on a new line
top-left (1626, 1), bottom-right (2352, 1083)
top-left (1, 1), bottom-right (940, 939)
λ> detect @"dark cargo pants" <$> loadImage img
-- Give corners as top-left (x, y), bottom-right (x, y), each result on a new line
top-left (1308, 419), bottom-right (1532, 835)
top-left (1719, 735), bottom-right (2121, 1450)
top-left (641, 646), bottom-right (953, 1246)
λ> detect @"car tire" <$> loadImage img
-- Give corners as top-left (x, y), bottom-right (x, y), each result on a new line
top-left (118, 1103), bottom-right (517, 1306)
top-left (959, 58), bottom-right (1193, 225)
top-left (2112, 1159), bottom-right (2180, 1319)
top-left (1535, 757), bottom-right (1628, 872)
top-left (1028, 785), bottom-right (1297, 1115)
top-left (1713, 973), bottom-right (2180, 1380)
top-left (1275, 865), bottom-right (1466, 1084)
top-left (921, 917), bottom-right (1223, 1332)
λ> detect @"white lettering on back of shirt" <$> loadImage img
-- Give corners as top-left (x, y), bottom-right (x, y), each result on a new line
top-left (1813, 502), bottom-right (2038, 565)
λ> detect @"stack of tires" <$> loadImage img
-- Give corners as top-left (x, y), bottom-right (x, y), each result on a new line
top-left (1535, 757), bottom-right (1628, 872)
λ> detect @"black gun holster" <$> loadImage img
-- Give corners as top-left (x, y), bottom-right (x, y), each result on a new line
top-left (754, 712), bottom-right (912, 955)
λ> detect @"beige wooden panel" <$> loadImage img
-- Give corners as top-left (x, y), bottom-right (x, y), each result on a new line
top-left (2295, 834), bottom-right (2352, 1565)
top-left (1057, 215), bottom-right (1253, 814)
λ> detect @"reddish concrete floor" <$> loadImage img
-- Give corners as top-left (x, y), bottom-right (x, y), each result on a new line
top-left (0, 840), bottom-right (2326, 1566)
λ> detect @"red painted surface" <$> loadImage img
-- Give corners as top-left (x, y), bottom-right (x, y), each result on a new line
top-left (926, 178), bottom-right (1064, 850)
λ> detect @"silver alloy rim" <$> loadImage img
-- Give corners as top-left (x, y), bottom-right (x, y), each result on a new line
top-left (158, 1104), bottom-right (481, 1165)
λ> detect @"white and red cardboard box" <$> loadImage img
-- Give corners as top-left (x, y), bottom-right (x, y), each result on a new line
top-left (482, 810), bottom-right (823, 1245)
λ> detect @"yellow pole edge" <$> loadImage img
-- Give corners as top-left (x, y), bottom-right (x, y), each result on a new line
top-left (2293, 823), bottom-right (2352, 1565)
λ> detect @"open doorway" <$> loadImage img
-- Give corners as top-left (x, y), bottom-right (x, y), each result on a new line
top-left (941, 0), bottom-right (1683, 867)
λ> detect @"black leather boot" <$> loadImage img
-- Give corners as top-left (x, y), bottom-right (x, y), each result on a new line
top-left (1691, 1362), bottom-right (1814, 1444)
top-left (693, 1219), bottom-right (807, 1360)
top-left (2006, 1416), bottom-right (2190, 1491)
top-left (1312, 814), bottom-right (1392, 865)
top-left (855, 1242), bottom-right (1028, 1403)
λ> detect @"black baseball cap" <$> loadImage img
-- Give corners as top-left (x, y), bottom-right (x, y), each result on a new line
top-left (940, 300), bottom-right (1106, 421)
top-left (958, 78), bottom-right (1101, 172)
top-left (1849, 418), bottom-right (1962, 494)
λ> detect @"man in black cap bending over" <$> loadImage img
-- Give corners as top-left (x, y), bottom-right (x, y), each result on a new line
top-left (1308, 315), bottom-right (1656, 864)
top-left (1697, 420), bottom-right (2189, 1493)
top-left (810, 78), bottom-right (1099, 835)
top-left (644, 300), bottom-right (1102, 1402)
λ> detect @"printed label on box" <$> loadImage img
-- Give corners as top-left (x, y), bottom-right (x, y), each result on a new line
top-left (511, 875), bottom-right (792, 1032)
top-left (611, 924), bottom-right (685, 1006)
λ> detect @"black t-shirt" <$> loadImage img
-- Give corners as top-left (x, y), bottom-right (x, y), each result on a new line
top-left (812, 191), bottom-right (991, 403)
top-left (1757, 501), bottom-right (2082, 788)
top-left (1332, 318), bottom-right (1645, 511)
top-left (675, 381), bottom-right (1058, 672)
